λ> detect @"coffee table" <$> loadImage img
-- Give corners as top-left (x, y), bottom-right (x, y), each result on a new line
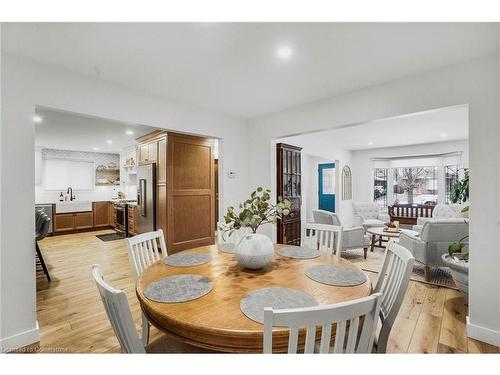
top-left (366, 226), bottom-right (419, 252)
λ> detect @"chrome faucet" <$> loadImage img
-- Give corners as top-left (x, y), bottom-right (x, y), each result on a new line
top-left (67, 187), bottom-right (76, 201)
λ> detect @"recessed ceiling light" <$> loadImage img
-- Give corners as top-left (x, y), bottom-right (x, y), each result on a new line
top-left (441, 133), bottom-right (447, 137)
top-left (33, 115), bottom-right (43, 123)
top-left (106, 140), bottom-right (113, 144)
top-left (93, 147), bottom-right (99, 151)
top-left (276, 45), bottom-right (293, 60)
top-left (126, 130), bottom-right (134, 135)
top-left (368, 141), bottom-right (374, 145)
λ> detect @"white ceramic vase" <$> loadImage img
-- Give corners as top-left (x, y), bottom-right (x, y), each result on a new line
top-left (235, 233), bottom-right (274, 269)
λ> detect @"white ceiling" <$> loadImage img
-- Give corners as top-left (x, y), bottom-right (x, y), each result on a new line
top-left (280, 105), bottom-right (468, 153)
top-left (3, 23), bottom-right (497, 118)
top-left (35, 108), bottom-right (157, 153)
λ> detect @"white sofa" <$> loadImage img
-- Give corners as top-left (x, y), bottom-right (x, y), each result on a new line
top-left (412, 204), bottom-right (465, 232)
top-left (312, 209), bottom-right (371, 259)
top-left (399, 218), bottom-right (469, 281)
top-left (352, 202), bottom-right (390, 230)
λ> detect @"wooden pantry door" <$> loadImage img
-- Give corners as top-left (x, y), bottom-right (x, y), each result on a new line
top-left (167, 132), bottom-right (215, 253)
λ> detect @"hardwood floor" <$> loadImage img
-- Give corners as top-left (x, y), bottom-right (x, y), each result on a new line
top-left (35, 229), bottom-right (499, 354)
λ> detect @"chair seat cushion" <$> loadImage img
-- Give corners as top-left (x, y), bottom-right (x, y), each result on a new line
top-left (412, 225), bottom-right (423, 233)
top-left (146, 335), bottom-right (218, 353)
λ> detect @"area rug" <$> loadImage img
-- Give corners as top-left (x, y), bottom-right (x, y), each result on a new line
top-left (342, 248), bottom-right (457, 290)
top-left (96, 233), bottom-right (125, 242)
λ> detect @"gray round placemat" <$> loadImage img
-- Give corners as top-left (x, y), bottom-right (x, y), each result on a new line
top-left (278, 246), bottom-right (320, 259)
top-left (306, 264), bottom-right (367, 286)
top-left (163, 252), bottom-right (212, 267)
top-left (240, 287), bottom-right (319, 324)
top-left (217, 243), bottom-right (236, 254)
top-left (144, 274), bottom-right (214, 303)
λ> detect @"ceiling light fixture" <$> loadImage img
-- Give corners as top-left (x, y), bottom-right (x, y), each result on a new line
top-left (93, 147), bottom-right (99, 151)
top-left (126, 130), bottom-right (134, 135)
top-left (33, 115), bottom-right (43, 123)
top-left (276, 45), bottom-right (293, 60)
top-left (368, 141), bottom-right (374, 145)
top-left (106, 140), bottom-right (113, 144)
top-left (441, 133), bottom-right (447, 137)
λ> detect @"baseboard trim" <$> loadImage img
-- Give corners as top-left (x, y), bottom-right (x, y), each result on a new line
top-left (467, 316), bottom-right (500, 347)
top-left (0, 321), bottom-right (40, 353)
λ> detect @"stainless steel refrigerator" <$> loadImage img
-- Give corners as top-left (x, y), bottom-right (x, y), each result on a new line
top-left (136, 163), bottom-right (156, 234)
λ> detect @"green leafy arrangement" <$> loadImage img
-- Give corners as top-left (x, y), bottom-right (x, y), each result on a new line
top-left (450, 168), bottom-right (469, 213)
top-left (448, 221), bottom-right (469, 262)
top-left (221, 187), bottom-right (292, 234)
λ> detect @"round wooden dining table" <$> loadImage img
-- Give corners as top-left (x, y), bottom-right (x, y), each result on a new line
top-left (136, 244), bottom-right (372, 353)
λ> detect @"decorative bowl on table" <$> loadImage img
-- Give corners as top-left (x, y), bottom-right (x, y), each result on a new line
top-left (235, 233), bottom-right (274, 269)
top-left (384, 221), bottom-right (400, 233)
top-left (384, 227), bottom-right (401, 233)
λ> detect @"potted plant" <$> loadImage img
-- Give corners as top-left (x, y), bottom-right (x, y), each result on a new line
top-left (449, 168), bottom-right (469, 216)
top-left (441, 224), bottom-right (469, 302)
top-left (220, 187), bottom-right (291, 269)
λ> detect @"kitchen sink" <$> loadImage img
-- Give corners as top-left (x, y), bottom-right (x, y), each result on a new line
top-left (55, 201), bottom-right (92, 213)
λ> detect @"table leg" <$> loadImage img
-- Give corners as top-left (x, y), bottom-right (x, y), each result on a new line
top-left (370, 234), bottom-right (376, 252)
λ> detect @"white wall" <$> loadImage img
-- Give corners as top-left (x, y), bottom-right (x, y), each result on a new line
top-left (0, 51), bottom-right (250, 350)
top-left (248, 56), bottom-right (500, 346)
top-left (351, 140), bottom-right (469, 203)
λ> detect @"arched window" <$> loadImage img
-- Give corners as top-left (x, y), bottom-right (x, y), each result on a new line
top-left (342, 166), bottom-right (352, 200)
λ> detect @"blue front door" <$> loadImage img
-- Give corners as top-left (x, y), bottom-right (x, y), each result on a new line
top-left (318, 163), bottom-right (335, 212)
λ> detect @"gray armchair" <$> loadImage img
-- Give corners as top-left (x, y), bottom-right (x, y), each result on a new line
top-left (399, 218), bottom-right (469, 281)
top-left (312, 209), bottom-right (370, 259)
top-left (352, 202), bottom-right (390, 230)
top-left (412, 204), bottom-right (465, 232)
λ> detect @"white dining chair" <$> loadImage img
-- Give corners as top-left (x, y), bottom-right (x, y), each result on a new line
top-left (126, 229), bottom-right (167, 344)
top-left (263, 293), bottom-right (383, 354)
top-left (91, 264), bottom-right (212, 354)
top-left (302, 222), bottom-right (342, 256)
top-left (372, 241), bottom-right (415, 353)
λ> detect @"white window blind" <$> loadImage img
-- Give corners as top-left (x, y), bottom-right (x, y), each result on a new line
top-left (43, 158), bottom-right (94, 190)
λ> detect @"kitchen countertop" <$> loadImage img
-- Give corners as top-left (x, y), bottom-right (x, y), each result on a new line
top-left (36, 199), bottom-right (137, 206)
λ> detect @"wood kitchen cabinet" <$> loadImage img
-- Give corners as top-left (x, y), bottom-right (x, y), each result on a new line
top-left (127, 204), bottom-right (137, 236)
top-left (54, 211), bottom-right (94, 233)
top-left (74, 212), bottom-right (94, 230)
top-left (138, 141), bottom-right (157, 164)
top-left (93, 202), bottom-right (111, 228)
top-left (53, 213), bottom-right (76, 233)
top-left (157, 137), bottom-right (167, 183)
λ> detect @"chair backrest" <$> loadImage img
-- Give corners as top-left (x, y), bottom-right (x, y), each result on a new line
top-left (263, 293), bottom-right (383, 354)
top-left (373, 241), bottom-right (414, 352)
top-left (302, 223), bottom-right (342, 256)
top-left (91, 264), bottom-right (145, 353)
top-left (312, 209), bottom-right (341, 226)
top-left (352, 202), bottom-right (380, 220)
top-left (420, 219), bottom-right (469, 243)
top-left (126, 229), bottom-right (166, 278)
top-left (35, 211), bottom-right (51, 241)
top-left (432, 204), bottom-right (464, 219)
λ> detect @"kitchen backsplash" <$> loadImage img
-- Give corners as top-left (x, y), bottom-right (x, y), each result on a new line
top-left (35, 148), bottom-right (137, 203)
